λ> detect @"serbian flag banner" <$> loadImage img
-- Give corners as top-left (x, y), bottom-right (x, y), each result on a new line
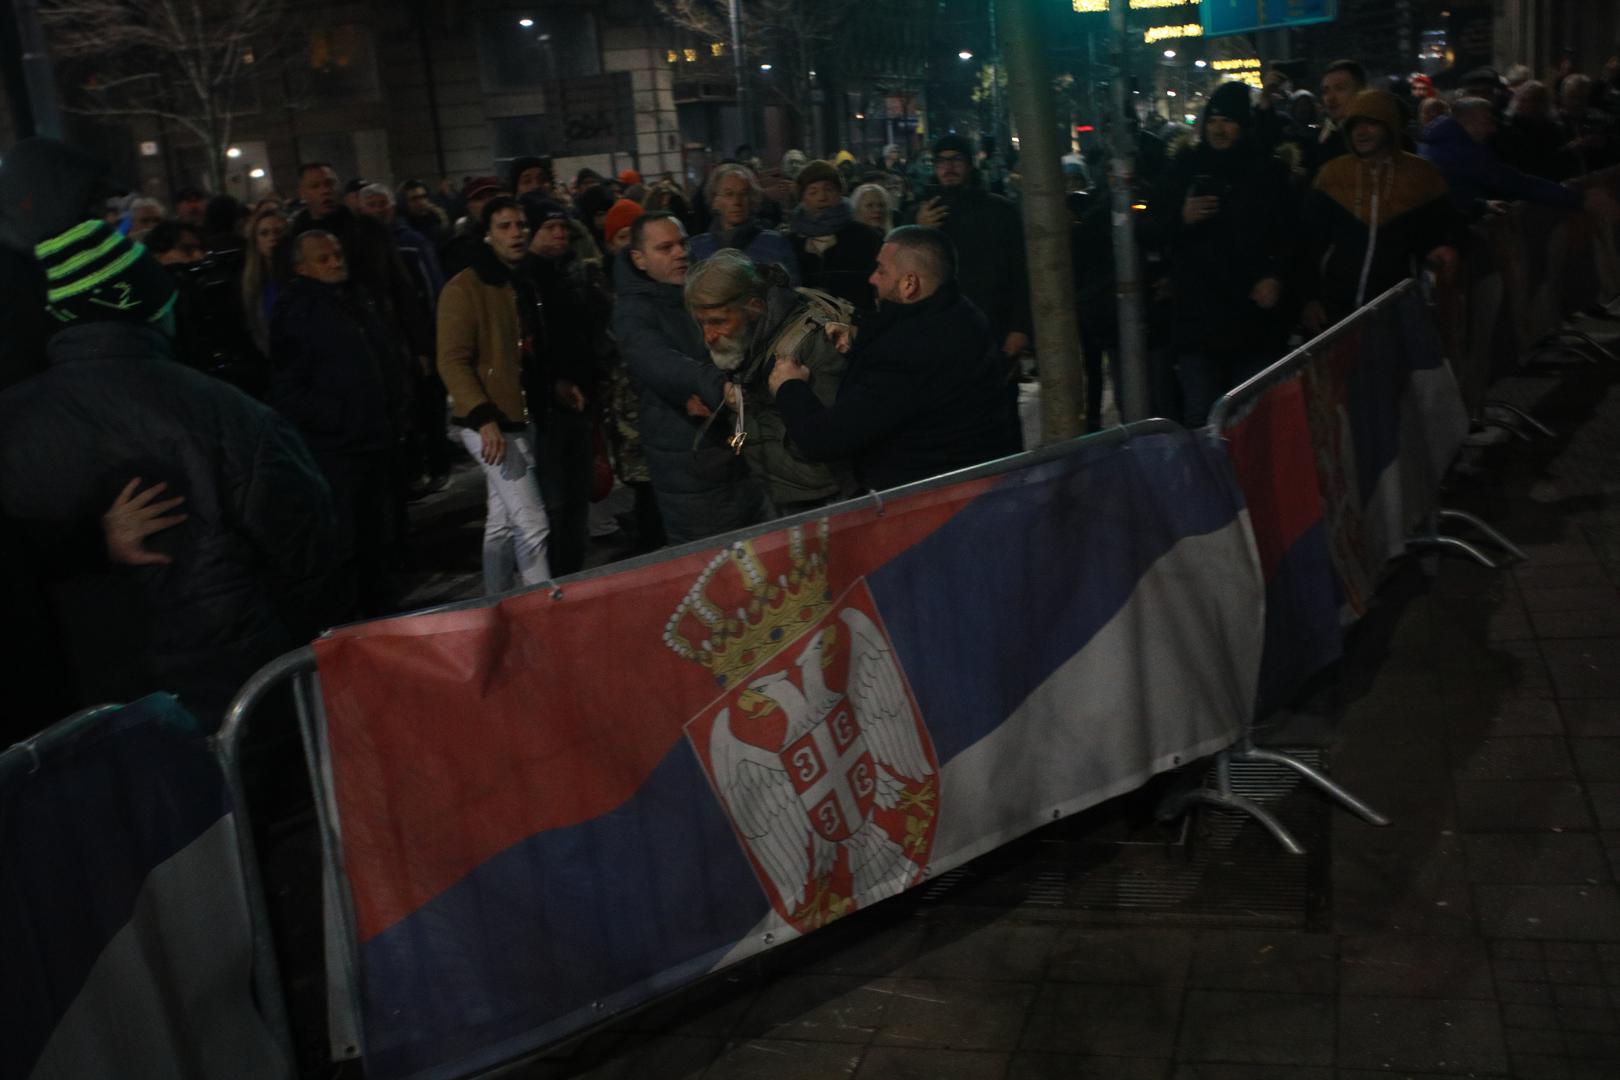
top-left (312, 425), bottom-right (1265, 1080)
top-left (1216, 281), bottom-right (1468, 709)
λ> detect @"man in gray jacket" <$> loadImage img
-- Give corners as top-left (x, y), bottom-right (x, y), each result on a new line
top-left (611, 212), bottom-right (768, 545)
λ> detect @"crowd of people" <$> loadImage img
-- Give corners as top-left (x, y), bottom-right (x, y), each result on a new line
top-left (2, 48), bottom-right (1619, 735)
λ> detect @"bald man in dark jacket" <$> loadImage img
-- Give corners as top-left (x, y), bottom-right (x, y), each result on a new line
top-left (770, 226), bottom-right (1020, 491)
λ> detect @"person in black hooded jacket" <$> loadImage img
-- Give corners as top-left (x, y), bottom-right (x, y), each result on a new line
top-left (0, 138), bottom-right (339, 728)
top-left (1150, 81), bottom-right (1297, 427)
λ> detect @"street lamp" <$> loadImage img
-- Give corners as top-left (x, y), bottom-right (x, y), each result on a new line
top-left (958, 50), bottom-right (973, 61)
top-left (249, 167), bottom-right (266, 179)
top-left (226, 146), bottom-right (242, 158)
top-left (518, 17), bottom-right (533, 28)
top-left (1163, 49), bottom-right (1176, 59)
top-left (759, 63), bottom-right (771, 71)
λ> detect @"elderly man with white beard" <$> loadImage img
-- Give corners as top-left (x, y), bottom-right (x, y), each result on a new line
top-left (683, 250), bottom-right (855, 516)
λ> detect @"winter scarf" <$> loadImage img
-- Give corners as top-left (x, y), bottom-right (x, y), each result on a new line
top-left (790, 199), bottom-right (854, 238)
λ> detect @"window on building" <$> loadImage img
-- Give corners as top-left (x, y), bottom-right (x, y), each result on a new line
top-left (477, 9), bottom-right (601, 90)
top-left (491, 115), bottom-right (552, 163)
top-left (301, 24), bottom-right (382, 103)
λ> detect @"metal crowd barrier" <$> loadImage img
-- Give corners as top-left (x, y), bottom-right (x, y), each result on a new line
top-left (218, 416), bottom-right (1226, 1069)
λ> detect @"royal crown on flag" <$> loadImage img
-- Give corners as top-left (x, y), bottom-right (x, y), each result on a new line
top-left (663, 521), bottom-right (834, 686)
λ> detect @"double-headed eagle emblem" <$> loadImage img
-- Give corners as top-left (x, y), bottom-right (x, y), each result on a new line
top-left (671, 525), bottom-right (938, 928)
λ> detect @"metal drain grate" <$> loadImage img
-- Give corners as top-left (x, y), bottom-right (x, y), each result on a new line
top-left (909, 750), bottom-right (1332, 930)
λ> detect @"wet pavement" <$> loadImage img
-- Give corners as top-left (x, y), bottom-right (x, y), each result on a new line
top-left (456, 308), bottom-right (1620, 1080)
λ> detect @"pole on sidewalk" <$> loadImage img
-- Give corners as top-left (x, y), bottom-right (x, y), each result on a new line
top-left (999, 0), bottom-right (1085, 443)
top-left (1108, 0), bottom-right (1149, 421)
top-left (0, 0), bottom-right (63, 140)
top-left (727, 0), bottom-right (754, 154)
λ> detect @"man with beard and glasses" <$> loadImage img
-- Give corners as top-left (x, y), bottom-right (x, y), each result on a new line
top-left (684, 249), bottom-right (854, 516)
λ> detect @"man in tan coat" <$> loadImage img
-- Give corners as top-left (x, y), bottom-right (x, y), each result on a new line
top-left (436, 195), bottom-right (552, 593)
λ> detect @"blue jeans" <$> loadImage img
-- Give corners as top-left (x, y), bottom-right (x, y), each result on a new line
top-left (1175, 350), bottom-right (1270, 429)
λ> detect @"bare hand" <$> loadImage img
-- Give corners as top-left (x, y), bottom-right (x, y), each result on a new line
top-left (1426, 245), bottom-right (1459, 281)
top-left (554, 379), bottom-right (586, 412)
top-left (768, 353), bottom-right (811, 395)
top-left (1249, 277), bottom-right (1281, 310)
top-left (722, 382), bottom-right (741, 410)
top-left (1001, 331), bottom-right (1031, 356)
top-left (1302, 300), bottom-right (1328, 334)
top-left (1182, 195), bottom-right (1220, 225)
top-left (103, 478), bottom-right (187, 566)
top-left (478, 421), bottom-right (507, 466)
top-left (685, 394), bottom-right (713, 419)
top-left (916, 197), bottom-right (949, 227)
top-left (823, 321), bottom-right (856, 354)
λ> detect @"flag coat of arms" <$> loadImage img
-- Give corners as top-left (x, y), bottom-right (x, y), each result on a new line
top-left (311, 426), bottom-right (1265, 1080)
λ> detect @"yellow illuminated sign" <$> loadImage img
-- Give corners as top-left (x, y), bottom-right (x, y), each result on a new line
top-left (1143, 23), bottom-right (1203, 42)
top-left (1074, 0), bottom-right (1199, 9)
top-left (1211, 58), bottom-right (1262, 71)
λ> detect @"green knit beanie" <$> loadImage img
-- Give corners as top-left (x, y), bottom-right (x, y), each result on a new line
top-left (36, 219), bottom-right (177, 326)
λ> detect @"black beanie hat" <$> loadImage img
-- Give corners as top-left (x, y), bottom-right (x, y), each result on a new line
top-left (931, 133), bottom-right (976, 161)
top-left (520, 195), bottom-right (569, 232)
top-left (36, 219), bottom-right (177, 327)
top-left (1206, 81), bottom-right (1254, 126)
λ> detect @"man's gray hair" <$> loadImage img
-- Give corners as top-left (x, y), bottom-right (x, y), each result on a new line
top-left (884, 225), bottom-right (957, 286)
top-left (290, 229), bottom-right (340, 267)
top-left (707, 163), bottom-right (761, 207)
top-left (684, 248), bottom-right (767, 313)
top-left (359, 182), bottom-right (393, 201)
top-left (1451, 96), bottom-right (1495, 122)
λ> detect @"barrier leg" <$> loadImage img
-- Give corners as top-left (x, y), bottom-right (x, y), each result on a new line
top-left (1156, 750), bottom-right (1308, 856)
top-left (1232, 745), bottom-right (1392, 826)
top-left (1482, 400), bottom-right (1556, 438)
top-left (1545, 329), bottom-right (1618, 364)
top-left (1407, 532), bottom-right (1502, 569)
top-left (1437, 508), bottom-right (1530, 562)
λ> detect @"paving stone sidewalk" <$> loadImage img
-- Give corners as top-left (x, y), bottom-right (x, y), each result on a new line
top-left (494, 314), bottom-right (1620, 1080)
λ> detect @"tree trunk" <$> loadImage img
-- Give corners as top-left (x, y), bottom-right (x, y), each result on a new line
top-left (1000, 0), bottom-right (1085, 442)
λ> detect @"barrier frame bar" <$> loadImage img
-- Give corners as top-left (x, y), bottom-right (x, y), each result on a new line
top-left (1175, 284), bottom-right (1421, 848)
top-left (4, 699), bottom-right (299, 1079)
top-left (218, 416), bottom-right (1226, 1067)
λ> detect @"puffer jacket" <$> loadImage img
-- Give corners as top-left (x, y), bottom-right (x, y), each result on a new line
top-left (610, 250), bottom-right (767, 543)
top-left (0, 322), bottom-right (339, 726)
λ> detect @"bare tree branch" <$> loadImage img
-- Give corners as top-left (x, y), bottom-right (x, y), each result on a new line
top-left (40, 0), bottom-right (295, 191)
